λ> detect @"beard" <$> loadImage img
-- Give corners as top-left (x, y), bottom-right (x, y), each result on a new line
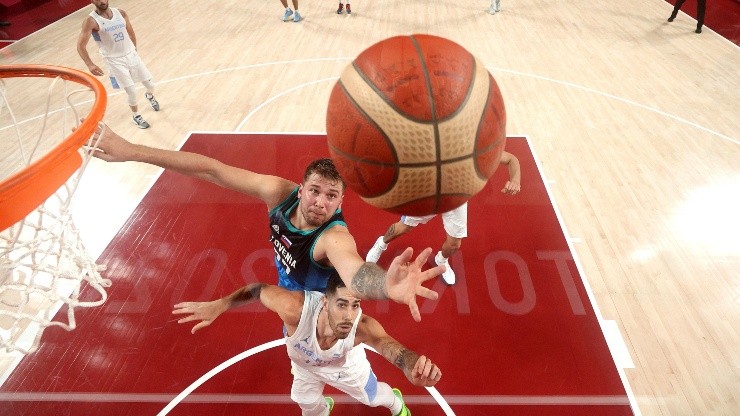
top-left (327, 313), bottom-right (352, 339)
top-left (300, 205), bottom-right (325, 227)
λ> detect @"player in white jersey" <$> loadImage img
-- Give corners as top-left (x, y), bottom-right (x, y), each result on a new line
top-left (367, 151), bottom-right (521, 285)
top-left (174, 272), bottom-right (442, 416)
top-left (77, 0), bottom-right (160, 129)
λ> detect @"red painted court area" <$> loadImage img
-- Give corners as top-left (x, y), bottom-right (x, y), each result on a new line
top-left (0, 135), bottom-right (634, 415)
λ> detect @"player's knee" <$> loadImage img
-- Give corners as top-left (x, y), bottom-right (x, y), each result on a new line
top-left (124, 85), bottom-right (137, 106)
top-left (295, 398), bottom-right (327, 416)
top-left (292, 393), bottom-right (324, 412)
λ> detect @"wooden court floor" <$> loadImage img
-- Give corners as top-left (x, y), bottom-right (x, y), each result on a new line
top-left (1, 0), bottom-right (738, 415)
top-left (1, 135), bottom-right (636, 415)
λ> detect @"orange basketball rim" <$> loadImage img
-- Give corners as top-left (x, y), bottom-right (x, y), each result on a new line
top-left (0, 65), bottom-right (107, 231)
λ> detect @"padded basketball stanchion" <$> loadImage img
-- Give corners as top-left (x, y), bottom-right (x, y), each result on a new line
top-left (0, 64), bottom-right (110, 354)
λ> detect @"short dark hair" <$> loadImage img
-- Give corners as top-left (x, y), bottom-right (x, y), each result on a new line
top-left (304, 158), bottom-right (345, 191)
top-left (325, 271), bottom-right (346, 298)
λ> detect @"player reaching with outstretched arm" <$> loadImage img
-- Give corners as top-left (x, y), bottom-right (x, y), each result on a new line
top-left (91, 123), bottom-right (443, 321)
top-left (173, 272), bottom-right (441, 415)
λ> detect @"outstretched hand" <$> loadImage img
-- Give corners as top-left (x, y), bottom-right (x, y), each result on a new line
top-left (385, 247), bottom-right (442, 322)
top-left (87, 122), bottom-right (139, 162)
top-left (172, 300), bottom-right (229, 334)
top-left (409, 355), bottom-right (442, 387)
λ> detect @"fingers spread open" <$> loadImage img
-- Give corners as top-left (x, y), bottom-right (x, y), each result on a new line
top-left (415, 285), bottom-right (438, 301)
top-left (413, 247), bottom-right (432, 267)
top-left (408, 300), bottom-right (421, 322)
top-left (418, 264), bottom-right (445, 284)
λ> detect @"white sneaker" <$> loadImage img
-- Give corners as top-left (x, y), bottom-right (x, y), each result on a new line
top-left (145, 93), bottom-right (160, 111)
top-left (132, 114), bottom-right (150, 129)
top-left (435, 252), bottom-right (456, 285)
top-left (488, 0), bottom-right (496, 14)
top-left (366, 237), bottom-right (387, 263)
top-left (282, 8), bottom-right (293, 21)
top-left (495, 0), bottom-right (501, 12)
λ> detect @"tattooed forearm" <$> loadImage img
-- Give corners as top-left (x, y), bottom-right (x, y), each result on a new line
top-left (384, 224), bottom-right (396, 241)
top-left (351, 263), bottom-right (388, 299)
top-left (380, 339), bottom-right (419, 377)
top-left (228, 283), bottom-right (265, 306)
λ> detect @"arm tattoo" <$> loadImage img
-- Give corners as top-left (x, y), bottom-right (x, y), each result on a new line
top-left (380, 339), bottom-right (419, 375)
top-left (384, 224), bottom-right (396, 241)
top-left (351, 263), bottom-right (388, 299)
top-left (228, 283), bottom-right (264, 306)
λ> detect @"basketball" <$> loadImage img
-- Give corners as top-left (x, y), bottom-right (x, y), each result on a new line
top-left (326, 34), bottom-right (506, 216)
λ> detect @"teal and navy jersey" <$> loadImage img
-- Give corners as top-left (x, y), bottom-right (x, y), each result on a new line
top-left (268, 187), bottom-right (347, 292)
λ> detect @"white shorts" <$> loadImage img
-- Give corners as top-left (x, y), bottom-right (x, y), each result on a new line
top-left (104, 51), bottom-right (153, 89)
top-left (290, 348), bottom-right (379, 408)
top-left (401, 202), bottom-right (468, 238)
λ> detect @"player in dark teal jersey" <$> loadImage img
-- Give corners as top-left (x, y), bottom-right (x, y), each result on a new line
top-left (91, 124), bottom-right (444, 321)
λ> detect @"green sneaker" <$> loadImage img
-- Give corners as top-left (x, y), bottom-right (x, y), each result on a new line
top-left (392, 388), bottom-right (411, 416)
top-left (325, 396), bottom-right (334, 414)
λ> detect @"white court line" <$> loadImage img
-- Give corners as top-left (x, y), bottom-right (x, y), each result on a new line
top-left (527, 136), bottom-right (642, 416)
top-left (235, 78), bottom-right (338, 131)
top-left (490, 67), bottom-right (738, 145)
top-left (0, 392), bottom-right (631, 405)
top-left (157, 338), bottom-right (286, 416)
top-left (4, 56), bottom-right (697, 413)
top-left (156, 340), bottom-right (455, 415)
top-left (3, 58), bottom-right (736, 146)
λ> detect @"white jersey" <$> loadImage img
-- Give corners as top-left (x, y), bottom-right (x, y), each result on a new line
top-left (89, 8), bottom-right (135, 58)
top-left (286, 291), bottom-right (366, 375)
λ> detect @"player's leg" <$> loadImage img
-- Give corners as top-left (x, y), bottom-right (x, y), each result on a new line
top-left (695, 0), bottom-right (705, 32)
top-left (366, 216), bottom-right (428, 263)
top-left (488, 0), bottom-right (497, 15)
top-left (346, 1), bottom-right (351, 14)
top-left (291, 365), bottom-right (331, 416)
top-left (127, 53), bottom-right (159, 112)
top-left (337, 0), bottom-right (344, 14)
top-left (668, 0), bottom-right (686, 21)
top-left (141, 80), bottom-right (159, 111)
top-left (280, 0), bottom-right (294, 21)
top-left (123, 85), bottom-right (149, 128)
top-left (292, 0), bottom-right (302, 22)
top-left (106, 56), bottom-right (149, 128)
top-left (328, 360), bottom-right (408, 415)
top-left (435, 203), bottom-right (468, 285)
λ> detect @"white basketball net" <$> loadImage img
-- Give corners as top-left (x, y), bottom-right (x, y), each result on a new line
top-left (0, 74), bottom-right (111, 354)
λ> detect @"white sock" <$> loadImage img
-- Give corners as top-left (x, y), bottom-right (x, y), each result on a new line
top-left (435, 251), bottom-right (447, 265)
top-left (377, 237), bottom-right (388, 250)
